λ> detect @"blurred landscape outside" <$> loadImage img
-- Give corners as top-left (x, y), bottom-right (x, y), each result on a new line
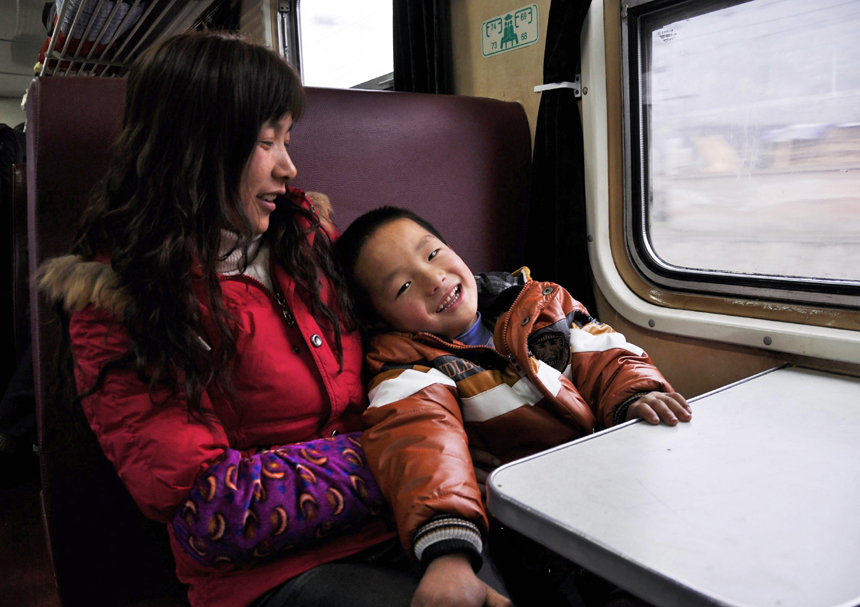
top-left (646, 0), bottom-right (860, 282)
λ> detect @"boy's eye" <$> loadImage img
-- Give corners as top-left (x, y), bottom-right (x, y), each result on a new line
top-left (396, 281), bottom-right (411, 298)
top-left (428, 249), bottom-right (439, 261)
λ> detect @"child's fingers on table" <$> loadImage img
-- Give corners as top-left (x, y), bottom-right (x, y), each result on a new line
top-left (665, 391), bottom-right (692, 415)
top-left (639, 394), bottom-right (680, 425)
top-left (627, 400), bottom-right (660, 424)
top-left (627, 393), bottom-right (691, 425)
top-left (657, 392), bottom-right (692, 421)
top-left (652, 395), bottom-right (684, 425)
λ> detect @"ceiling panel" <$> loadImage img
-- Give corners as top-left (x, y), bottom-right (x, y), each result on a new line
top-left (0, 0), bottom-right (46, 99)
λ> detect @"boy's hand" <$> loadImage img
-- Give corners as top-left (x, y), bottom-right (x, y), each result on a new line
top-left (412, 553), bottom-right (512, 607)
top-left (626, 392), bottom-right (691, 426)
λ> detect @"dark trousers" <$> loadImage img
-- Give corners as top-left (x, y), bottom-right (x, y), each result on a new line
top-left (254, 526), bottom-right (653, 607)
top-left (252, 539), bottom-right (422, 607)
top-left (488, 522), bottom-right (653, 607)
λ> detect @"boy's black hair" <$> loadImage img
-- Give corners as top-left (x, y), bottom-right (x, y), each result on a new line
top-left (336, 206), bottom-right (447, 333)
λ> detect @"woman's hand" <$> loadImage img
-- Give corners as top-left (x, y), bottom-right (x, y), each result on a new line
top-left (470, 447), bottom-right (502, 505)
top-left (412, 553), bottom-right (512, 607)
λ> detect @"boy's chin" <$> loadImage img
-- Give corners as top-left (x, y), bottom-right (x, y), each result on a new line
top-left (457, 312), bottom-right (480, 335)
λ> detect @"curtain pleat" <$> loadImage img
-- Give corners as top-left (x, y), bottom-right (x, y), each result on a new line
top-left (393, 0), bottom-right (452, 94)
top-left (526, 0), bottom-right (595, 313)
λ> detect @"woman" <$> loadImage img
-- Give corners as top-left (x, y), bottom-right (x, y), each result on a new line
top-left (39, 32), bottom-right (508, 607)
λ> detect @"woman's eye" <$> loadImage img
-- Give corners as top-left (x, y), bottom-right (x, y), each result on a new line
top-left (396, 281), bottom-right (411, 298)
top-left (259, 140), bottom-right (274, 148)
top-left (428, 249), bottom-right (439, 261)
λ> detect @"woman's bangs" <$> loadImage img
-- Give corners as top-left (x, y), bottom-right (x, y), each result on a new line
top-left (257, 53), bottom-right (305, 125)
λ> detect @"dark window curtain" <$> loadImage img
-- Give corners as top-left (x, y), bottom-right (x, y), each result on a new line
top-left (527, 0), bottom-right (595, 313)
top-left (393, 0), bottom-right (452, 94)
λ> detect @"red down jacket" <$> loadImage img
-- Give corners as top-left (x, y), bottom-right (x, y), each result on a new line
top-left (40, 192), bottom-right (394, 607)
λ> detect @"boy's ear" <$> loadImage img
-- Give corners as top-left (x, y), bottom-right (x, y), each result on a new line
top-left (356, 303), bottom-right (389, 338)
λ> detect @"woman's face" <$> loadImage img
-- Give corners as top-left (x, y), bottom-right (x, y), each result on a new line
top-left (239, 114), bottom-right (297, 235)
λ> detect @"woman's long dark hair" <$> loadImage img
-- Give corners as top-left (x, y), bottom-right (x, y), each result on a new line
top-left (74, 32), bottom-right (351, 423)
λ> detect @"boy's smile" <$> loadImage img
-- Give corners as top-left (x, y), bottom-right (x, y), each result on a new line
top-left (355, 218), bottom-right (479, 339)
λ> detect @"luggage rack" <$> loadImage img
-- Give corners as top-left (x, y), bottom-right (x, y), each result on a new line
top-left (38, 0), bottom-right (219, 78)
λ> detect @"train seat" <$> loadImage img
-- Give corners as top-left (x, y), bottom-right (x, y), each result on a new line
top-left (26, 76), bottom-right (531, 606)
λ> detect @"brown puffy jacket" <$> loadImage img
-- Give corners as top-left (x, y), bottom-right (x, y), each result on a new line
top-left (362, 272), bottom-right (674, 559)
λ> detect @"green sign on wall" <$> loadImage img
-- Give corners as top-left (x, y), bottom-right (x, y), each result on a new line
top-left (481, 4), bottom-right (540, 58)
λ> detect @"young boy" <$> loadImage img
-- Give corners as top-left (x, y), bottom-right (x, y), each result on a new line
top-left (336, 206), bottom-right (690, 606)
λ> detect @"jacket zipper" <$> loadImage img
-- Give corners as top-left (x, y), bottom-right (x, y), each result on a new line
top-left (506, 354), bottom-right (527, 379)
top-left (499, 281), bottom-right (535, 360)
top-left (416, 332), bottom-right (532, 385)
top-left (415, 332), bottom-right (509, 369)
top-left (272, 289), bottom-right (297, 326)
top-left (500, 282), bottom-right (556, 383)
top-left (416, 281), bottom-right (562, 404)
top-left (415, 280), bottom-right (543, 376)
top-left (220, 273), bottom-right (296, 327)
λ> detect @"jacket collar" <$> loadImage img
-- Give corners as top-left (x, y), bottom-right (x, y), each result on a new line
top-left (475, 267), bottom-right (531, 330)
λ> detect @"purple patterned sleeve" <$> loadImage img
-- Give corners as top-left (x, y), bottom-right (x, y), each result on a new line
top-left (172, 432), bottom-right (386, 567)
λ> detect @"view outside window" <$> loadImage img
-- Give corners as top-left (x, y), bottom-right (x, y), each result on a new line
top-left (644, 0), bottom-right (860, 282)
top-left (298, 0), bottom-right (393, 89)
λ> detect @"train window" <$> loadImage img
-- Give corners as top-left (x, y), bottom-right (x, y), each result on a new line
top-left (277, 0), bottom-right (393, 90)
top-left (622, 0), bottom-right (860, 308)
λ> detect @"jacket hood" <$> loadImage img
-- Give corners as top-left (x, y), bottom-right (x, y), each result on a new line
top-left (38, 189), bottom-right (337, 317)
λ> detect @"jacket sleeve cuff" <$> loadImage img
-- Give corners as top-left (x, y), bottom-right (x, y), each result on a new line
top-left (413, 515), bottom-right (484, 572)
top-left (613, 391), bottom-right (652, 426)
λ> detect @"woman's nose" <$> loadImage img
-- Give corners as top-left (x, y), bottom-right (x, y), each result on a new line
top-left (275, 149), bottom-right (297, 181)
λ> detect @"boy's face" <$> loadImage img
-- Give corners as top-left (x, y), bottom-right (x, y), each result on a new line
top-left (355, 218), bottom-right (479, 339)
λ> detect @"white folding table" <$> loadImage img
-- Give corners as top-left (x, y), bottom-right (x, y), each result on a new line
top-left (487, 366), bottom-right (860, 607)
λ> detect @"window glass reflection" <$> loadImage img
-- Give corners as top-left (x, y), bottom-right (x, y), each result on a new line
top-left (645, 0), bottom-right (860, 281)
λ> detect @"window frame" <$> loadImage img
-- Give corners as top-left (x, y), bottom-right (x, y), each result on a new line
top-left (274, 0), bottom-right (394, 91)
top-left (580, 0), bottom-right (860, 365)
top-left (276, 0), bottom-right (302, 74)
top-left (620, 0), bottom-right (860, 309)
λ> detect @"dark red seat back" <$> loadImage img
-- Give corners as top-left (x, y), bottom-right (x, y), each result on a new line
top-left (27, 77), bottom-right (530, 606)
top-left (13, 163), bottom-right (29, 363)
top-left (290, 87), bottom-right (531, 273)
top-left (27, 77), bottom-right (187, 607)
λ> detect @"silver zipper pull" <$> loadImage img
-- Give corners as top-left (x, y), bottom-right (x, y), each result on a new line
top-left (283, 307), bottom-right (296, 327)
top-left (507, 354), bottom-right (527, 378)
top-left (274, 291), bottom-right (296, 327)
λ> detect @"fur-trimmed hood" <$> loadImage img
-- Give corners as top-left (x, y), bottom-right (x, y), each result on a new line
top-left (39, 255), bottom-right (126, 316)
top-left (39, 190), bottom-right (337, 317)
